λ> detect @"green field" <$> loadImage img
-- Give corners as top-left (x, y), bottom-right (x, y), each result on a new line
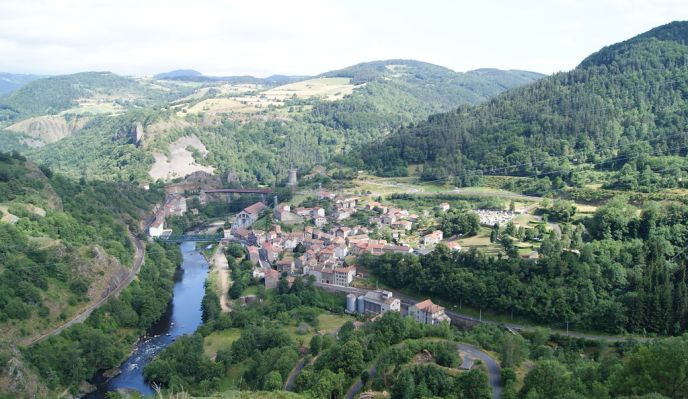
top-left (204, 328), bottom-right (242, 359)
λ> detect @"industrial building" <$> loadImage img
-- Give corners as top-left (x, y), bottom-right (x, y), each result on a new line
top-left (346, 290), bottom-right (400, 315)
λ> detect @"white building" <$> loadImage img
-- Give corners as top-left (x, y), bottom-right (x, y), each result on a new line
top-left (422, 230), bottom-right (444, 246)
top-left (235, 202), bottom-right (268, 229)
top-left (148, 214), bottom-right (166, 237)
top-left (359, 290), bottom-right (400, 315)
top-left (408, 299), bottom-right (451, 325)
top-left (333, 266), bottom-right (356, 286)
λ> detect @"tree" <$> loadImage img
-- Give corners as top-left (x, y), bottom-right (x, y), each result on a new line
top-left (440, 211), bottom-right (480, 237)
top-left (310, 370), bottom-right (345, 399)
top-left (392, 368), bottom-right (415, 399)
top-left (310, 335), bottom-right (322, 356)
top-left (457, 369), bottom-right (491, 399)
top-left (522, 360), bottom-right (570, 398)
top-left (500, 334), bottom-right (529, 368)
top-left (611, 336), bottom-right (688, 398)
top-left (263, 370), bottom-right (283, 391)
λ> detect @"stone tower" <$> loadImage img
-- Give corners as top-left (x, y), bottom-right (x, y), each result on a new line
top-left (287, 169), bottom-right (298, 189)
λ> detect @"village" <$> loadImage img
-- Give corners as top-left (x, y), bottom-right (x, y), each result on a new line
top-left (142, 170), bottom-right (539, 325)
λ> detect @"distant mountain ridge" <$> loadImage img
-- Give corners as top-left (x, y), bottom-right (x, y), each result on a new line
top-left (153, 69), bottom-right (203, 79)
top-left (2, 59), bottom-right (543, 183)
top-left (0, 73), bottom-right (44, 96)
top-left (352, 21), bottom-right (688, 186)
top-left (154, 69), bottom-right (309, 85)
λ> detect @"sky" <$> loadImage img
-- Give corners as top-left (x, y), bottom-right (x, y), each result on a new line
top-left (1, 0), bottom-right (688, 77)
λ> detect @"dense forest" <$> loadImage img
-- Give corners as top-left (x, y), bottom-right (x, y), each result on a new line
top-left (360, 197), bottom-right (688, 335)
top-left (353, 22), bottom-right (688, 192)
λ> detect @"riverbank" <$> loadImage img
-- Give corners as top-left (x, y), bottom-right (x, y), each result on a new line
top-left (85, 241), bottom-right (209, 398)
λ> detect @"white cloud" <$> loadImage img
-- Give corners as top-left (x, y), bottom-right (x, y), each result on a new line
top-left (0, 0), bottom-right (687, 76)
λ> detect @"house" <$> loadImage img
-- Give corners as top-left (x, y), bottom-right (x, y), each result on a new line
top-left (335, 226), bottom-right (352, 238)
top-left (334, 244), bottom-right (348, 260)
top-left (275, 258), bottom-right (295, 274)
top-left (333, 265), bottom-right (356, 286)
top-left (148, 214), bottom-right (166, 238)
top-left (283, 233), bottom-right (303, 250)
top-left (332, 208), bottom-right (352, 221)
top-left (439, 202), bottom-right (451, 212)
top-left (408, 299), bottom-right (451, 325)
top-left (264, 269), bottom-right (280, 289)
top-left (392, 220), bottom-right (413, 231)
top-left (358, 290), bottom-right (401, 315)
top-left (235, 202), bottom-right (268, 228)
top-left (165, 194), bottom-right (187, 216)
top-left (232, 228), bottom-right (251, 241)
top-left (314, 216), bottom-right (327, 228)
top-left (294, 207), bottom-right (314, 217)
top-left (522, 251), bottom-right (540, 260)
top-left (381, 214), bottom-right (396, 225)
top-left (337, 197), bottom-right (358, 209)
top-left (366, 201), bottom-right (387, 213)
top-left (318, 246), bottom-right (335, 262)
top-left (422, 230), bottom-right (444, 246)
top-left (382, 245), bottom-right (412, 254)
top-left (247, 246), bottom-right (261, 265)
top-left (261, 242), bottom-right (280, 263)
top-left (250, 230), bottom-right (266, 246)
top-left (274, 203), bottom-right (291, 215)
top-left (444, 241), bottom-right (462, 252)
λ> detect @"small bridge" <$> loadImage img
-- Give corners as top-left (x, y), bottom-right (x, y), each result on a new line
top-left (200, 188), bottom-right (273, 205)
top-left (155, 233), bottom-right (223, 243)
top-left (203, 188), bottom-right (272, 194)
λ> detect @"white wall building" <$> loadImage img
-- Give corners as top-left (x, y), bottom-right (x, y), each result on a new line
top-left (408, 299), bottom-right (451, 325)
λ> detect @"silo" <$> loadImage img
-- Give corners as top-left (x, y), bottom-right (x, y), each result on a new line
top-left (357, 295), bottom-right (365, 314)
top-left (346, 294), bottom-right (356, 313)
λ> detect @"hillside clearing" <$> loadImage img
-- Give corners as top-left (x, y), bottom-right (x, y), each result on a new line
top-left (149, 134), bottom-right (215, 180)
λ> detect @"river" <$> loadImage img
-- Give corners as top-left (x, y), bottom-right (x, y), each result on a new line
top-left (86, 241), bottom-right (209, 398)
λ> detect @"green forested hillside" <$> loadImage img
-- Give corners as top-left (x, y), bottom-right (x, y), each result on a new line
top-left (0, 152), bottom-right (162, 343)
top-left (354, 21), bottom-right (688, 190)
top-left (0, 71), bottom-right (171, 122)
top-left (25, 61), bottom-right (542, 184)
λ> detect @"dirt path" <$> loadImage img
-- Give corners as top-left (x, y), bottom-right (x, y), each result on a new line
top-left (28, 230), bottom-right (145, 346)
top-left (212, 247), bottom-right (232, 313)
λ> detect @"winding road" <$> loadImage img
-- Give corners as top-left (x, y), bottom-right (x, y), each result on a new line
top-left (343, 341), bottom-right (502, 399)
top-left (459, 343), bottom-right (501, 399)
top-left (28, 231), bottom-right (146, 346)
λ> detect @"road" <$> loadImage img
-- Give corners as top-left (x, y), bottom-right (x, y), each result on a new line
top-left (28, 231), bottom-right (146, 346)
top-left (343, 341), bottom-right (501, 399)
top-left (284, 358), bottom-right (307, 391)
top-left (313, 282), bottom-right (646, 343)
top-left (459, 343), bottom-right (501, 399)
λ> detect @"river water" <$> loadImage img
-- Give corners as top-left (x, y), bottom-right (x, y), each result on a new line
top-left (85, 241), bottom-right (209, 398)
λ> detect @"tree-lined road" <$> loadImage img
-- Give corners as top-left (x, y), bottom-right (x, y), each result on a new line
top-left (314, 282), bottom-right (646, 343)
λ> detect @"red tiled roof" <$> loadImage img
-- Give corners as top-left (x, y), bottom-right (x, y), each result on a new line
top-left (243, 202), bottom-right (268, 215)
top-left (414, 299), bottom-right (444, 313)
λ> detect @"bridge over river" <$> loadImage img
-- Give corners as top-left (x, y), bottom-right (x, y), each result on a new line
top-left (155, 233), bottom-right (223, 243)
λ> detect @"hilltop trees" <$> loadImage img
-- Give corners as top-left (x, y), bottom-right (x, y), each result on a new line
top-left (354, 22), bottom-right (688, 193)
top-left (360, 199), bottom-right (688, 334)
top-left (440, 210), bottom-right (480, 237)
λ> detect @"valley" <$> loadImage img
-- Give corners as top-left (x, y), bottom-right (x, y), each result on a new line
top-left (2, 17), bottom-right (688, 399)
